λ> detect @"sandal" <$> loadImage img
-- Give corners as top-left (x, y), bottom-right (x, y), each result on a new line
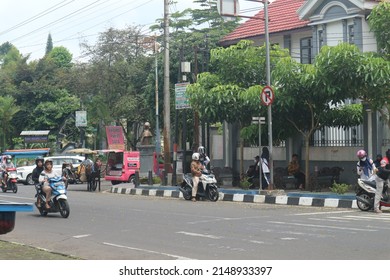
top-left (191, 197), bottom-right (196, 202)
top-left (45, 204), bottom-right (51, 209)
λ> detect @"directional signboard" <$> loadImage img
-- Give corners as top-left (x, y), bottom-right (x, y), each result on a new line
top-left (261, 86), bottom-right (274, 106)
top-left (175, 82), bottom-right (191, 109)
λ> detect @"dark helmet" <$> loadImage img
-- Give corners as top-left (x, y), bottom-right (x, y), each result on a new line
top-left (35, 156), bottom-right (44, 165)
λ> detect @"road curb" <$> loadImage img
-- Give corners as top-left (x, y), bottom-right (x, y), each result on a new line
top-left (110, 186), bottom-right (358, 209)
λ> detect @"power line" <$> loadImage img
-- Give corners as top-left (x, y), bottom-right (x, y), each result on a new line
top-left (0, 0), bottom-right (75, 36)
top-left (8, 0), bottom-right (109, 43)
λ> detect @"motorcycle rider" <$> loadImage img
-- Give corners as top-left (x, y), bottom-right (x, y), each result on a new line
top-left (39, 159), bottom-right (63, 209)
top-left (197, 146), bottom-right (210, 173)
top-left (32, 156), bottom-right (44, 184)
top-left (190, 152), bottom-right (204, 202)
top-left (1, 155), bottom-right (15, 187)
top-left (356, 150), bottom-right (375, 181)
top-left (374, 159), bottom-right (390, 214)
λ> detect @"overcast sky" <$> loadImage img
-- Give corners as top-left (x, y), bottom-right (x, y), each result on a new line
top-left (0, 0), bottom-right (259, 62)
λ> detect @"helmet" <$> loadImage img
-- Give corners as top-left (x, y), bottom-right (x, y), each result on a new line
top-left (357, 150), bottom-right (367, 159)
top-left (44, 159), bottom-right (53, 166)
top-left (192, 153), bottom-right (200, 161)
top-left (35, 156), bottom-right (44, 165)
top-left (198, 146), bottom-right (205, 155)
top-left (5, 155), bottom-right (12, 163)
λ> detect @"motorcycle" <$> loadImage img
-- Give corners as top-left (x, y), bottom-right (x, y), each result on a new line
top-left (62, 163), bottom-right (81, 189)
top-left (1, 168), bottom-right (18, 193)
top-left (34, 177), bottom-right (70, 218)
top-left (179, 171), bottom-right (219, 202)
top-left (356, 178), bottom-right (390, 211)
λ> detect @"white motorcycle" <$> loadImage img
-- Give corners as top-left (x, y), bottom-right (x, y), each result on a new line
top-left (356, 178), bottom-right (390, 211)
top-left (34, 177), bottom-right (70, 218)
top-left (179, 171), bottom-right (219, 202)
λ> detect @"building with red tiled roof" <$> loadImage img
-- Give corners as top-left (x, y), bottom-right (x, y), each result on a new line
top-left (220, 0), bottom-right (380, 63)
top-left (220, 0), bottom-right (308, 45)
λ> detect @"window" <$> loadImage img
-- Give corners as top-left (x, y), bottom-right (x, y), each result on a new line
top-left (348, 25), bottom-right (354, 44)
top-left (300, 37), bottom-right (312, 64)
top-left (318, 30), bottom-right (324, 49)
top-left (283, 35), bottom-right (291, 54)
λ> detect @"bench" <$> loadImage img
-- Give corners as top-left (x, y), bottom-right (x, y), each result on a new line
top-left (274, 167), bottom-right (297, 189)
top-left (274, 166), bottom-right (344, 191)
top-left (309, 166), bottom-right (344, 191)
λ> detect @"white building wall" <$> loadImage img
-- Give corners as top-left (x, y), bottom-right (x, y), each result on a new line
top-left (362, 18), bottom-right (377, 52)
top-left (326, 20), bottom-right (343, 46)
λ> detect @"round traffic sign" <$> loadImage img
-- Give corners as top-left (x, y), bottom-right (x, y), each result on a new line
top-left (261, 86), bottom-right (274, 106)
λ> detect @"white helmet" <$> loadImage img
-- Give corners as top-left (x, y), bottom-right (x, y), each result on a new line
top-left (192, 152), bottom-right (200, 161)
top-left (198, 146), bottom-right (205, 155)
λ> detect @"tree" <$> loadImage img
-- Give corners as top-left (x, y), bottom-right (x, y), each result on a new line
top-left (368, 1), bottom-right (390, 59)
top-left (79, 26), bottom-right (155, 150)
top-left (0, 96), bottom-right (20, 149)
top-left (45, 33), bottom-right (53, 55)
top-left (46, 46), bottom-right (72, 68)
top-left (273, 43), bottom-right (380, 190)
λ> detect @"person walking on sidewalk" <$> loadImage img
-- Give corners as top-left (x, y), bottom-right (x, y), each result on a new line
top-left (190, 153), bottom-right (204, 202)
top-left (260, 147), bottom-right (270, 190)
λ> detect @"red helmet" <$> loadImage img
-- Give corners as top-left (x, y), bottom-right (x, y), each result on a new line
top-left (356, 150), bottom-right (367, 159)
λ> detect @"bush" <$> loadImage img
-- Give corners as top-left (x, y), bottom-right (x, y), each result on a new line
top-left (240, 179), bottom-right (252, 190)
top-left (139, 176), bottom-right (162, 185)
top-left (330, 182), bottom-right (351, 194)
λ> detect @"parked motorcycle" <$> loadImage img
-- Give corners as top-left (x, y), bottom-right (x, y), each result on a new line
top-left (356, 178), bottom-right (390, 211)
top-left (34, 177), bottom-right (70, 218)
top-left (179, 172), bottom-right (219, 201)
top-left (1, 168), bottom-right (18, 193)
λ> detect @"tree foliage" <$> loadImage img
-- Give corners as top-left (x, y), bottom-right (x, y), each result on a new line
top-left (368, 1), bottom-right (390, 59)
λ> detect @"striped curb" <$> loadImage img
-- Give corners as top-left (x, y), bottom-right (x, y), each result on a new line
top-left (110, 186), bottom-right (358, 209)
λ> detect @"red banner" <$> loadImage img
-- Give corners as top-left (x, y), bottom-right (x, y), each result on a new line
top-left (105, 126), bottom-right (125, 150)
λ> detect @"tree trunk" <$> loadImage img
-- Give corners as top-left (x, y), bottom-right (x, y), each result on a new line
top-left (304, 134), bottom-right (310, 191)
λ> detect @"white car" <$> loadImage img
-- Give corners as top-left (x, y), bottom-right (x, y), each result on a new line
top-left (17, 155), bottom-right (85, 185)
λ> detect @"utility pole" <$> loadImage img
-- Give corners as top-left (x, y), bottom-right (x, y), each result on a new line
top-left (154, 35), bottom-right (161, 155)
top-left (264, 0), bottom-right (273, 189)
top-left (163, 0), bottom-right (171, 178)
top-left (193, 46), bottom-right (200, 149)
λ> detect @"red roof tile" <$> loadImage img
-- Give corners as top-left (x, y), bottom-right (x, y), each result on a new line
top-left (220, 0), bottom-right (308, 45)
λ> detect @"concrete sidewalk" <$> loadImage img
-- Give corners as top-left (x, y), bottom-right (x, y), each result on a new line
top-left (110, 184), bottom-right (358, 209)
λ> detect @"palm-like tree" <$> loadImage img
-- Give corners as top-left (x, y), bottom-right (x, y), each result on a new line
top-left (0, 96), bottom-right (20, 149)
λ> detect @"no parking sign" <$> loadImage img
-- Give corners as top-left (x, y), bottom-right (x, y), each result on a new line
top-left (261, 86), bottom-right (274, 106)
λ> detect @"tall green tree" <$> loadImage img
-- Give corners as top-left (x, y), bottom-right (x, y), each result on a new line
top-left (368, 1), bottom-right (390, 60)
top-left (79, 26), bottom-right (154, 150)
top-left (0, 96), bottom-right (20, 149)
top-left (45, 33), bottom-right (53, 55)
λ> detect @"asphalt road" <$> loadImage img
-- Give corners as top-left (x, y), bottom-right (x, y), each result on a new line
top-left (1, 180), bottom-right (390, 260)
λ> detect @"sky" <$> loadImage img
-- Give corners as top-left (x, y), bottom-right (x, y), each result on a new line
top-left (0, 0), bottom-right (259, 62)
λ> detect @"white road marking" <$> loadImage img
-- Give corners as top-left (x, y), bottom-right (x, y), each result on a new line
top-left (292, 210), bottom-right (356, 216)
top-left (249, 240), bottom-right (265, 244)
top-left (73, 234), bottom-right (92, 239)
top-left (280, 237), bottom-right (298, 240)
top-left (103, 242), bottom-right (193, 260)
top-left (176, 231), bottom-right (222, 239)
top-left (269, 221), bottom-right (377, 232)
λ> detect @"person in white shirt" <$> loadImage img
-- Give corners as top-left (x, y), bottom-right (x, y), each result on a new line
top-left (260, 147), bottom-right (270, 190)
top-left (39, 159), bottom-right (62, 209)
